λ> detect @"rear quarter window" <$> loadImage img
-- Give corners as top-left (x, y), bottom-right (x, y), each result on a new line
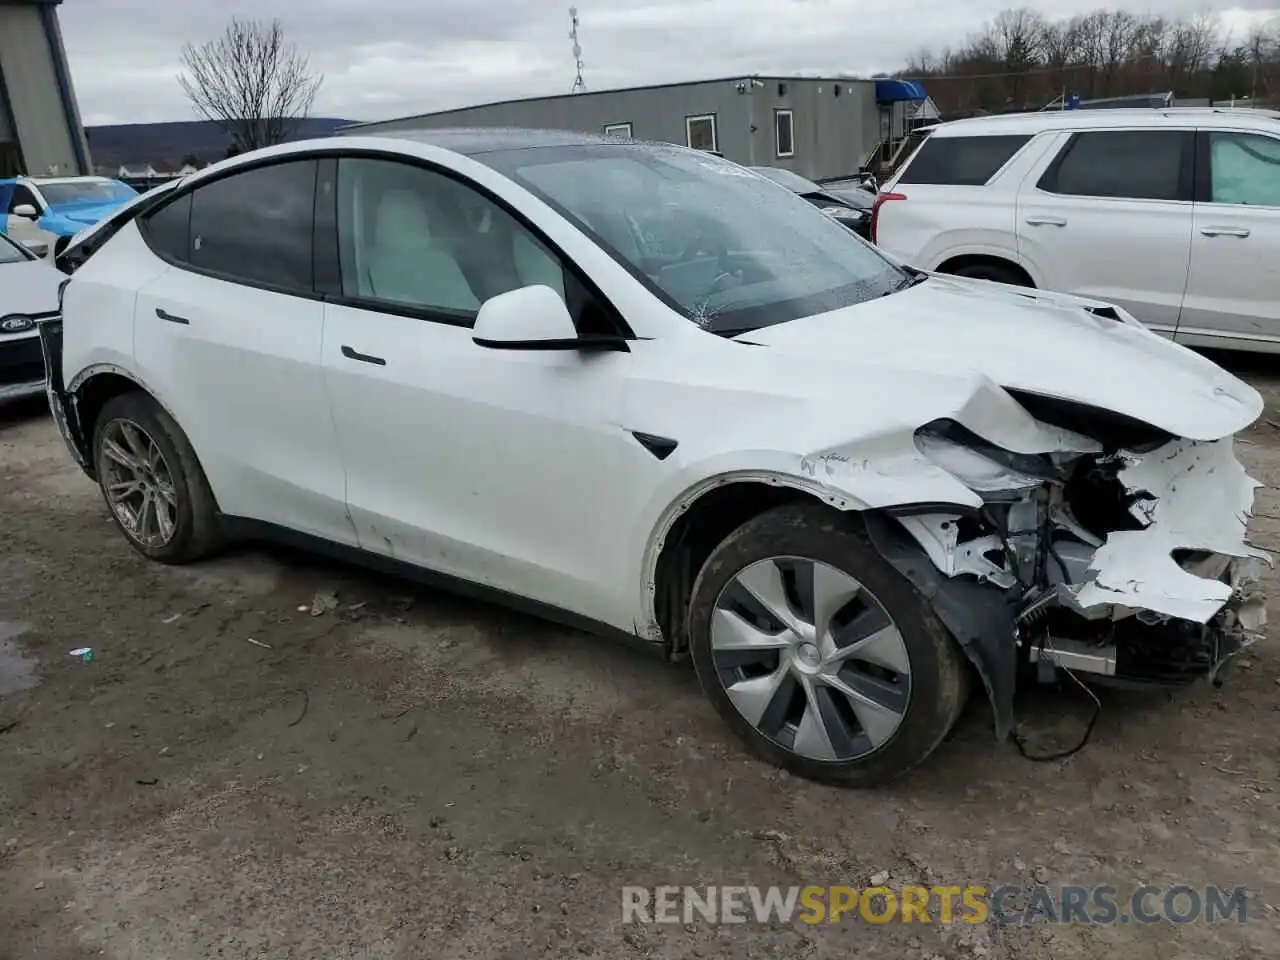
top-left (898, 134), bottom-right (1032, 186)
top-left (139, 193), bottom-right (193, 263)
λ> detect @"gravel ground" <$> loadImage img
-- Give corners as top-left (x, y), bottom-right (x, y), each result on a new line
top-left (1, 354), bottom-right (1278, 960)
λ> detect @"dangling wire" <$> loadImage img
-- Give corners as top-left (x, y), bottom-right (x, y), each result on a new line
top-left (1013, 633), bottom-right (1103, 762)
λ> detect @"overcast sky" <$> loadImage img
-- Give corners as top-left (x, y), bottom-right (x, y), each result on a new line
top-left (59, 0), bottom-right (1277, 126)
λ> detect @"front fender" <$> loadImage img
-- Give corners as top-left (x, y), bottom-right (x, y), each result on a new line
top-left (633, 446), bottom-right (983, 640)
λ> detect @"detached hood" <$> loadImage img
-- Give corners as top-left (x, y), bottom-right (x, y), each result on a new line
top-left (742, 275), bottom-right (1262, 441)
top-left (0, 258), bottom-right (63, 320)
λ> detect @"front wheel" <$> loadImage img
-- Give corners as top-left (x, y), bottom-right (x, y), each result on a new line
top-left (687, 504), bottom-right (968, 787)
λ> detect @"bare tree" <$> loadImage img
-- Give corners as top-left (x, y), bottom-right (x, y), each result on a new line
top-left (901, 6), bottom-right (1280, 116)
top-left (988, 7), bottom-right (1047, 103)
top-left (1245, 24), bottom-right (1275, 99)
top-left (179, 18), bottom-right (323, 153)
top-left (905, 47), bottom-right (938, 75)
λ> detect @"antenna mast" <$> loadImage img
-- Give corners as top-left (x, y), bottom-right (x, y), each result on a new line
top-left (569, 7), bottom-right (586, 94)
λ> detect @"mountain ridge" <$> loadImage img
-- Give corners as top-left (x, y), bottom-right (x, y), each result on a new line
top-left (84, 117), bottom-right (356, 170)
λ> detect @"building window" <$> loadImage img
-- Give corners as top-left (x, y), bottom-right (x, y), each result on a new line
top-left (686, 114), bottom-right (718, 152)
top-left (603, 122), bottom-right (632, 137)
top-left (775, 109), bottom-right (794, 158)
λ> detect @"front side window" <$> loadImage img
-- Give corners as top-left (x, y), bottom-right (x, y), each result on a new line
top-left (775, 110), bottom-right (794, 158)
top-left (1209, 132), bottom-right (1280, 206)
top-left (1039, 130), bottom-right (1191, 201)
top-left (898, 135), bottom-right (1030, 186)
top-left (335, 157), bottom-right (568, 323)
top-left (38, 180), bottom-right (136, 206)
top-left (187, 160), bottom-right (317, 292)
top-left (686, 115), bottom-right (718, 152)
top-left (483, 143), bottom-right (906, 335)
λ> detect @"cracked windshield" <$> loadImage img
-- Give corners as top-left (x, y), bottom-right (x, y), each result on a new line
top-left (500, 146), bottom-right (904, 334)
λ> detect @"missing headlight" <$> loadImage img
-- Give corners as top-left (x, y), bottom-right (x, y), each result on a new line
top-left (915, 420), bottom-right (1059, 497)
top-left (1004, 390), bottom-right (1171, 452)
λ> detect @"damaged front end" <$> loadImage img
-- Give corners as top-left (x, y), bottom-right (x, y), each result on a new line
top-left (865, 392), bottom-right (1268, 740)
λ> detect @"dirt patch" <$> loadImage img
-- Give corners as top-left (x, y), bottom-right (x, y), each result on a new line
top-left (0, 375), bottom-right (1278, 960)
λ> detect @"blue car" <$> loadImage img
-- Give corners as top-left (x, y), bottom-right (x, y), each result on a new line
top-left (1, 176), bottom-right (138, 256)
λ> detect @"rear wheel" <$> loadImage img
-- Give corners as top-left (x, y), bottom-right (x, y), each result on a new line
top-left (687, 504), bottom-right (968, 786)
top-left (947, 261), bottom-right (1029, 286)
top-left (92, 392), bottom-right (222, 564)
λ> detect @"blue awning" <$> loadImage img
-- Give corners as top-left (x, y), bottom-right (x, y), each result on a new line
top-left (874, 79), bottom-right (927, 102)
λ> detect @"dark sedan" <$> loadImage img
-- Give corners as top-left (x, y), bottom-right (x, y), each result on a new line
top-left (749, 166), bottom-right (873, 240)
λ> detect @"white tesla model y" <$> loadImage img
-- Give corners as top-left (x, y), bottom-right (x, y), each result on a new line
top-left (31, 130), bottom-right (1268, 785)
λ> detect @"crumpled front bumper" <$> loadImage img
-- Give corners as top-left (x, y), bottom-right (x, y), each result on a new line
top-left (869, 424), bottom-right (1270, 740)
top-left (1061, 436), bottom-right (1270, 626)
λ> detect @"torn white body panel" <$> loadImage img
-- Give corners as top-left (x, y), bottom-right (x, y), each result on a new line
top-left (897, 514), bottom-right (1017, 589)
top-left (1068, 438), bottom-right (1270, 623)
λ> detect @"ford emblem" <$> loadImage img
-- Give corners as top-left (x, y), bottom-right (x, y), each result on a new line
top-left (0, 315), bottom-right (34, 333)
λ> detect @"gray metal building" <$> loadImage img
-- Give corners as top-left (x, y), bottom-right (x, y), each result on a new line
top-left (0, 0), bottom-right (91, 177)
top-left (343, 76), bottom-right (928, 181)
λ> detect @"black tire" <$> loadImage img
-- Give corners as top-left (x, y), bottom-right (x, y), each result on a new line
top-left (687, 503), bottom-right (968, 787)
top-left (91, 391), bottom-right (223, 564)
top-left (947, 261), bottom-right (1030, 286)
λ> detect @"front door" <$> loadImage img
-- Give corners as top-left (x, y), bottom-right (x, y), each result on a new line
top-left (319, 155), bottom-right (635, 622)
top-left (1179, 129), bottom-right (1280, 351)
top-left (1016, 128), bottom-right (1195, 336)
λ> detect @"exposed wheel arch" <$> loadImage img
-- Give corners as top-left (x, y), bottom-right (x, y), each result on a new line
top-left (68, 371), bottom-right (143, 476)
top-left (651, 483), bottom-right (1005, 741)
top-left (935, 254), bottom-right (1035, 287)
top-left (652, 481), bottom-right (817, 656)
top-left (68, 369), bottom-right (185, 483)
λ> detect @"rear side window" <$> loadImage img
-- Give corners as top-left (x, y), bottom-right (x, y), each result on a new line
top-left (187, 160), bottom-right (318, 293)
top-left (141, 193), bottom-right (192, 263)
top-left (898, 135), bottom-right (1030, 186)
top-left (1038, 131), bottom-right (1191, 201)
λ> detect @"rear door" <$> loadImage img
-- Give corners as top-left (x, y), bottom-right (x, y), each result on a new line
top-left (1178, 128), bottom-right (1280, 350)
top-left (132, 158), bottom-right (355, 544)
top-left (1016, 128), bottom-right (1194, 335)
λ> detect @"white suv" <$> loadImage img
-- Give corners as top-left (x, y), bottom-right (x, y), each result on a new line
top-left (873, 108), bottom-right (1280, 354)
top-left (19, 131), bottom-right (1269, 786)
